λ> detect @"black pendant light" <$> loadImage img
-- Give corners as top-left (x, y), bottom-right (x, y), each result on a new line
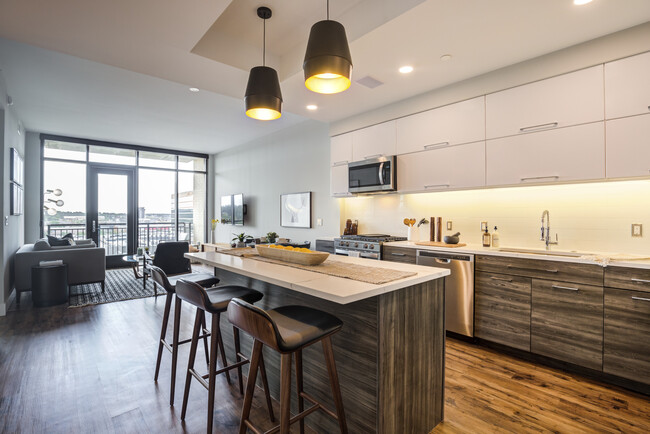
top-left (245, 6), bottom-right (282, 120)
top-left (303, 0), bottom-right (352, 94)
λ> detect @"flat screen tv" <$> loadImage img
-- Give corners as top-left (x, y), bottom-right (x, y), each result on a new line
top-left (220, 195), bottom-right (233, 224)
top-left (233, 194), bottom-right (244, 226)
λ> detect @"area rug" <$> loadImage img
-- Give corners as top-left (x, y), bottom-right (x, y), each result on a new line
top-left (69, 267), bottom-right (159, 308)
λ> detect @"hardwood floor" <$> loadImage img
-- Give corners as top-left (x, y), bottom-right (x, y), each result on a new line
top-left (434, 338), bottom-right (650, 434)
top-left (1, 287), bottom-right (649, 433)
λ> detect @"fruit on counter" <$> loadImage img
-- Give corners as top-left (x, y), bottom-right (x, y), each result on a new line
top-left (267, 245), bottom-right (312, 253)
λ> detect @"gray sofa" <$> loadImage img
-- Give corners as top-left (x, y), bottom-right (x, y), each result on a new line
top-left (15, 238), bottom-right (106, 304)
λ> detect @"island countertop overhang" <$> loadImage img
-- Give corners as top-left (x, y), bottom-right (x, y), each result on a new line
top-left (185, 251), bottom-right (449, 304)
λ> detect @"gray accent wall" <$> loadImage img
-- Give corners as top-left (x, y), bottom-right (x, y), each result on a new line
top-left (0, 77), bottom-right (25, 315)
top-left (213, 119), bottom-right (340, 245)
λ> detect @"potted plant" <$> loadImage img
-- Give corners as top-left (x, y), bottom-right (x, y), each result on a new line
top-left (266, 231), bottom-right (279, 244)
top-left (232, 232), bottom-right (253, 248)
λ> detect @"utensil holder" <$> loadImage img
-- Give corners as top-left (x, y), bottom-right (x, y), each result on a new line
top-left (407, 226), bottom-right (419, 242)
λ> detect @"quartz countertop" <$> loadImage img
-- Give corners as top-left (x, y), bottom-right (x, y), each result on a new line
top-left (385, 241), bottom-right (650, 269)
top-left (186, 251), bottom-right (449, 304)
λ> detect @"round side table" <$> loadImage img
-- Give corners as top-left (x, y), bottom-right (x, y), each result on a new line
top-left (31, 264), bottom-right (69, 307)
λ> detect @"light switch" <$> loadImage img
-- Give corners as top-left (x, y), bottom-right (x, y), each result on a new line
top-left (447, 221), bottom-right (453, 231)
top-left (317, 218), bottom-right (323, 226)
top-left (632, 223), bottom-right (643, 237)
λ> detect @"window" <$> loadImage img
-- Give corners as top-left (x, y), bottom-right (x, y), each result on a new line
top-left (43, 160), bottom-right (87, 239)
top-left (42, 137), bottom-right (209, 253)
top-left (89, 146), bottom-right (136, 165)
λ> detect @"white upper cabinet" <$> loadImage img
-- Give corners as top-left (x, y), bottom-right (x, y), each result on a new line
top-left (330, 164), bottom-right (350, 197)
top-left (605, 51), bottom-right (650, 119)
top-left (331, 133), bottom-right (353, 166)
top-left (606, 114), bottom-right (650, 179)
top-left (486, 122), bottom-right (605, 186)
top-left (486, 66), bottom-right (604, 139)
top-left (398, 142), bottom-right (486, 193)
top-left (396, 97), bottom-right (485, 155)
top-left (351, 121), bottom-right (396, 162)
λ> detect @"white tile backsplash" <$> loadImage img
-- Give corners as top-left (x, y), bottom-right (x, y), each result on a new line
top-left (339, 180), bottom-right (650, 255)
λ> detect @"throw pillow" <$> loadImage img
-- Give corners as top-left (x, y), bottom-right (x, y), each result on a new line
top-left (47, 233), bottom-right (74, 247)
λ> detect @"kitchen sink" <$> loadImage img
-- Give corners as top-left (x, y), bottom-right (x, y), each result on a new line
top-left (497, 247), bottom-right (587, 258)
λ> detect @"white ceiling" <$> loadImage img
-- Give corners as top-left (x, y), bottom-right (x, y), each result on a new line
top-left (1, 0), bottom-right (650, 154)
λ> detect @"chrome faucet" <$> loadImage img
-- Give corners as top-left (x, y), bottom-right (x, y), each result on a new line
top-left (540, 210), bottom-right (558, 250)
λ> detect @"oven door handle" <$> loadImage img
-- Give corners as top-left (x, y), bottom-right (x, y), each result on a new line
top-left (335, 249), bottom-right (350, 256)
top-left (360, 252), bottom-right (380, 260)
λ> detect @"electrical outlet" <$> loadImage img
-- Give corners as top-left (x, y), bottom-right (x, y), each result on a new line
top-left (632, 223), bottom-right (643, 237)
top-left (447, 221), bottom-right (453, 231)
top-left (317, 218), bottom-right (323, 226)
top-left (480, 221), bottom-right (488, 231)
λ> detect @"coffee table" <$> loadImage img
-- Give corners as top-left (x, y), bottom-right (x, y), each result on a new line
top-left (122, 255), bottom-right (145, 279)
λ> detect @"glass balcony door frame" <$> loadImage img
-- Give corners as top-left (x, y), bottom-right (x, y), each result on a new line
top-left (87, 164), bottom-right (136, 267)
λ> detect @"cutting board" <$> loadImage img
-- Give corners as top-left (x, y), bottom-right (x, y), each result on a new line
top-left (415, 241), bottom-right (467, 248)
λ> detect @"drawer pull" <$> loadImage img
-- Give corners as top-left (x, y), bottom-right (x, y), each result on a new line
top-left (552, 284), bottom-right (579, 292)
top-left (332, 160), bottom-right (349, 167)
top-left (490, 276), bottom-right (513, 282)
top-left (631, 278), bottom-right (650, 284)
top-left (424, 183), bottom-right (451, 189)
top-left (519, 122), bottom-right (558, 132)
top-left (424, 141), bottom-right (450, 150)
top-left (507, 265), bottom-right (559, 273)
top-left (391, 252), bottom-right (406, 257)
top-left (520, 175), bottom-right (560, 182)
top-left (364, 154), bottom-right (383, 160)
top-left (632, 296), bottom-right (650, 302)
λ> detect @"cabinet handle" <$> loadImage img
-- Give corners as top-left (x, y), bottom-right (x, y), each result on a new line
top-left (490, 276), bottom-right (513, 282)
top-left (520, 175), bottom-right (560, 182)
top-left (506, 265), bottom-right (558, 273)
top-left (552, 284), bottom-right (579, 291)
top-left (391, 252), bottom-right (406, 257)
top-left (332, 160), bottom-right (348, 167)
top-left (424, 141), bottom-right (450, 150)
top-left (519, 122), bottom-right (558, 132)
top-left (364, 154), bottom-right (383, 160)
top-left (632, 296), bottom-right (650, 302)
top-left (424, 183), bottom-right (451, 189)
top-left (631, 278), bottom-right (650, 284)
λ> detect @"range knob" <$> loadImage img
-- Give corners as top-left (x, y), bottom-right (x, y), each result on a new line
top-left (363, 244), bottom-right (368, 248)
top-left (369, 244), bottom-right (374, 249)
top-left (354, 243), bottom-right (359, 248)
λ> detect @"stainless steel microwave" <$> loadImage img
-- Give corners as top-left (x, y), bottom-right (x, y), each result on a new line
top-left (348, 156), bottom-right (396, 193)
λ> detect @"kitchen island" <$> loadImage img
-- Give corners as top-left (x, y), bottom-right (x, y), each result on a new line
top-left (186, 251), bottom-right (449, 433)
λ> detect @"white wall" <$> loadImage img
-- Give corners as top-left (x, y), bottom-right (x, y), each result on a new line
top-left (0, 77), bottom-right (25, 315)
top-left (213, 120), bottom-right (340, 245)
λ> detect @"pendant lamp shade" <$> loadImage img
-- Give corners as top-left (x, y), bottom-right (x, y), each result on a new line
top-left (245, 66), bottom-right (282, 120)
top-left (303, 20), bottom-right (352, 94)
top-left (245, 7), bottom-right (282, 121)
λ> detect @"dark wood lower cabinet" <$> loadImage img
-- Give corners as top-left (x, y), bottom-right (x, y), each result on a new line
top-left (604, 287), bottom-right (650, 384)
top-left (382, 245), bottom-right (417, 264)
top-left (531, 279), bottom-right (604, 371)
top-left (475, 272), bottom-right (531, 351)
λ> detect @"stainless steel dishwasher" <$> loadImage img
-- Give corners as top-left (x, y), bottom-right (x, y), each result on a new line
top-left (416, 250), bottom-right (475, 337)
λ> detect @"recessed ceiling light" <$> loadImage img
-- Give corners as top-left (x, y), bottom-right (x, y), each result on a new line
top-left (440, 54), bottom-right (452, 62)
top-left (189, 87), bottom-right (200, 92)
top-left (574, 0), bottom-right (592, 5)
top-left (399, 65), bottom-right (414, 74)
top-left (306, 104), bottom-right (318, 110)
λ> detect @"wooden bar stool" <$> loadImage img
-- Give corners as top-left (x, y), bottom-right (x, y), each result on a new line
top-left (149, 265), bottom-right (220, 405)
top-left (228, 298), bottom-right (348, 434)
top-left (175, 279), bottom-right (275, 433)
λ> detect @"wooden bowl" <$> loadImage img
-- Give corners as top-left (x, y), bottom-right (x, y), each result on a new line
top-left (255, 245), bottom-right (329, 266)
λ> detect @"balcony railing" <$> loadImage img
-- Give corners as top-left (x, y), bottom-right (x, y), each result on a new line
top-left (46, 222), bottom-right (193, 256)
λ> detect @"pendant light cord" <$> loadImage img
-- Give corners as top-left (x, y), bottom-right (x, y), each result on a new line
top-left (327, 0), bottom-right (330, 20)
top-left (263, 17), bottom-right (266, 66)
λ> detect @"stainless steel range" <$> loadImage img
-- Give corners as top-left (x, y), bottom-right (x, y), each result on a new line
top-left (334, 234), bottom-right (407, 260)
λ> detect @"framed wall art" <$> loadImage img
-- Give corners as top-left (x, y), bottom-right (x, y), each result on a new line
top-left (280, 192), bottom-right (311, 228)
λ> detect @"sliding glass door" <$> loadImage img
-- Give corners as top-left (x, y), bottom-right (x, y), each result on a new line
top-left (87, 165), bottom-right (136, 267)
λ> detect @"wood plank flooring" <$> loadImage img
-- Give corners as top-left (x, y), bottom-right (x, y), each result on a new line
top-left (1, 283), bottom-right (649, 433)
